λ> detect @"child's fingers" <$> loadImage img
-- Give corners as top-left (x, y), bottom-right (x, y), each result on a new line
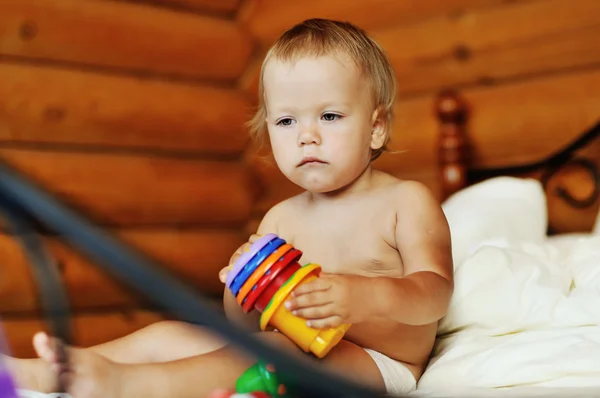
top-left (248, 234), bottom-right (261, 244)
top-left (291, 303), bottom-right (336, 320)
top-left (305, 315), bottom-right (343, 329)
top-left (292, 278), bottom-right (331, 297)
top-left (221, 234), bottom-right (263, 283)
top-left (218, 267), bottom-right (230, 283)
top-left (33, 332), bottom-right (58, 364)
top-left (228, 246), bottom-right (246, 265)
top-left (286, 290), bottom-right (332, 310)
top-left (228, 237), bottom-right (258, 265)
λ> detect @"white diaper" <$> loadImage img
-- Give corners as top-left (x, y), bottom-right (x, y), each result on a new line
top-left (363, 348), bottom-right (417, 396)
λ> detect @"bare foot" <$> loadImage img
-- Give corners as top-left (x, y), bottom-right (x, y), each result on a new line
top-left (3, 354), bottom-right (56, 392)
top-left (33, 331), bottom-right (124, 398)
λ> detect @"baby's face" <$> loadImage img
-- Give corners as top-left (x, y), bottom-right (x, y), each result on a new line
top-left (263, 54), bottom-right (378, 194)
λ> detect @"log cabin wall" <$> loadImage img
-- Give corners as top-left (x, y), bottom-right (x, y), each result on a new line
top-left (1, 0), bottom-right (599, 357)
top-left (0, 0), bottom-right (254, 357)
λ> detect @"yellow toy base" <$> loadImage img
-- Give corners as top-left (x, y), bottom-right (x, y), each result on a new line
top-left (260, 263), bottom-right (351, 358)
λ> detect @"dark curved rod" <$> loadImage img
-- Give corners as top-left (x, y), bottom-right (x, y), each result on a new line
top-left (469, 120), bottom-right (600, 178)
top-left (0, 194), bottom-right (71, 393)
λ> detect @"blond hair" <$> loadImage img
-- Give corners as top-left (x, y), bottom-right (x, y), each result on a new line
top-left (248, 18), bottom-right (397, 161)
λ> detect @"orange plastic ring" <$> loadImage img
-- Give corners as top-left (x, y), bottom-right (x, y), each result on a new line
top-left (236, 243), bottom-right (294, 305)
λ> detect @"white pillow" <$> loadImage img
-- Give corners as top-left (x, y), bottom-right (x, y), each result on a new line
top-left (442, 177), bottom-right (548, 268)
top-left (594, 206), bottom-right (600, 235)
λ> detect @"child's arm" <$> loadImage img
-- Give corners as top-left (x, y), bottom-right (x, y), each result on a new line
top-left (285, 182), bottom-right (453, 329)
top-left (370, 181), bottom-right (454, 325)
top-left (221, 201), bottom-right (285, 331)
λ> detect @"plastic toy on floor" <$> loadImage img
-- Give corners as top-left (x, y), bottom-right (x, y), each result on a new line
top-left (207, 361), bottom-right (289, 398)
top-left (225, 234), bottom-right (351, 358)
top-left (0, 369), bottom-right (18, 398)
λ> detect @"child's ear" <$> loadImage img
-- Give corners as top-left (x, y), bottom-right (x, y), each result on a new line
top-left (370, 107), bottom-right (387, 151)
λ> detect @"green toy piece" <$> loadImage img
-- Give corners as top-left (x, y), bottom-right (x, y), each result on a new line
top-left (236, 360), bottom-right (291, 398)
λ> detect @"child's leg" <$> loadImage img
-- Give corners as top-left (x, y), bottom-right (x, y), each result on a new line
top-left (87, 320), bottom-right (227, 363)
top-left (36, 330), bottom-right (386, 397)
top-left (6, 320), bottom-right (226, 392)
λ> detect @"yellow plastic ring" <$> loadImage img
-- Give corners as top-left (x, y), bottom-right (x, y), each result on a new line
top-left (259, 263), bottom-right (321, 331)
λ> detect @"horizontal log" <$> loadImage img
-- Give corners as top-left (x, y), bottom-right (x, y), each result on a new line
top-left (391, 24), bottom-right (600, 96)
top-left (381, 68), bottom-right (600, 171)
top-left (0, 228), bottom-right (242, 313)
top-left (241, 0), bottom-right (505, 46)
top-left (0, 63), bottom-right (249, 154)
top-left (237, 52), bottom-right (263, 104)
top-left (4, 310), bottom-right (166, 358)
top-left (127, 0), bottom-right (241, 14)
top-left (240, 0), bottom-right (600, 100)
top-left (0, 0), bottom-right (252, 80)
top-left (372, 0), bottom-right (600, 96)
top-left (0, 148), bottom-right (257, 226)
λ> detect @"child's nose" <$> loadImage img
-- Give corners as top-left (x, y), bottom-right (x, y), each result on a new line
top-left (297, 124), bottom-right (321, 146)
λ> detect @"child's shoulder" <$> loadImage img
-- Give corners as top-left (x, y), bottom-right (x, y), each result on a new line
top-left (393, 179), bottom-right (438, 206)
top-left (255, 192), bottom-right (307, 234)
top-left (376, 172), bottom-right (439, 208)
top-left (376, 173), bottom-right (447, 227)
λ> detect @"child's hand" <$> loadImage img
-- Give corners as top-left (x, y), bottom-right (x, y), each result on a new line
top-left (284, 274), bottom-right (373, 328)
top-left (218, 234), bottom-right (262, 283)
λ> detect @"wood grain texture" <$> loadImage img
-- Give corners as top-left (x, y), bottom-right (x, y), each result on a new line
top-left (0, 229), bottom-right (242, 313)
top-left (372, 0), bottom-right (600, 96)
top-left (0, 0), bottom-right (252, 80)
top-left (0, 149), bottom-right (257, 226)
top-left (240, 0), bottom-right (600, 99)
top-left (241, 0), bottom-right (506, 45)
top-left (4, 310), bottom-right (166, 358)
top-left (122, 0), bottom-right (241, 15)
top-left (379, 68), bottom-right (600, 171)
top-left (237, 51), bottom-right (263, 102)
top-left (0, 63), bottom-right (250, 154)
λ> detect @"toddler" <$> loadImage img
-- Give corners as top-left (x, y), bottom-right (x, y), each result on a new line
top-left (6, 18), bottom-right (454, 397)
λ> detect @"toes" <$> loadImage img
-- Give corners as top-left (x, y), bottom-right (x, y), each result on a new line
top-left (33, 332), bottom-right (57, 364)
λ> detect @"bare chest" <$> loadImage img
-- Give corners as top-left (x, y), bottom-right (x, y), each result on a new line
top-left (278, 206), bottom-right (404, 277)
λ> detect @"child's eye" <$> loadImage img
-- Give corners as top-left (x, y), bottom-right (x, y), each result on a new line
top-left (322, 113), bottom-right (341, 122)
top-left (276, 118), bottom-right (294, 126)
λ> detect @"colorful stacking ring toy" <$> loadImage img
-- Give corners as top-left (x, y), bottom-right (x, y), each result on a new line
top-left (226, 234), bottom-right (351, 359)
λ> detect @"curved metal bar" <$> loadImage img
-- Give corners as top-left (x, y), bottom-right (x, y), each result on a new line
top-left (0, 195), bottom-right (72, 393)
top-left (543, 157), bottom-right (600, 209)
top-left (468, 120), bottom-right (600, 180)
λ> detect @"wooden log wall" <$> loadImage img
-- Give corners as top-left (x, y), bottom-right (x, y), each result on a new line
top-left (0, 0), bottom-right (253, 357)
top-left (241, 0), bottom-right (600, 230)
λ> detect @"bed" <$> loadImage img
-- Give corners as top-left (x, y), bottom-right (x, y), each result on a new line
top-left (13, 90), bottom-right (600, 398)
top-left (411, 90), bottom-right (600, 397)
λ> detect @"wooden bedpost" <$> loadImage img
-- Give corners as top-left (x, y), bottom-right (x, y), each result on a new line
top-left (435, 90), bottom-right (469, 201)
